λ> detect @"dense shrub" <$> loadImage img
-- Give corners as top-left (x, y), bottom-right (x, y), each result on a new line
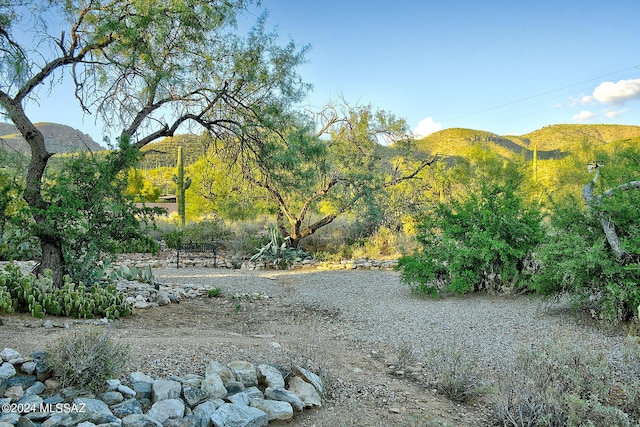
top-left (162, 216), bottom-right (235, 249)
top-left (398, 182), bottom-right (544, 295)
top-left (45, 326), bottom-right (129, 392)
top-left (533, 191), bottom-right (640, 323)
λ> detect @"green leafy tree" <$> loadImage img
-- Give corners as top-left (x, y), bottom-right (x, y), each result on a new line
top-left (0, 0), bottom-right (307, 284)
top-left (533, 143), bottom-right (640, 322)
top-left (211, 101), bottom-right (438, 248)
top-left (32, 147), bottom-right (163, 284)
top-left (189, 148), bottom-right (271, 220)
top-left (398, 148), bottom-right (544, 295)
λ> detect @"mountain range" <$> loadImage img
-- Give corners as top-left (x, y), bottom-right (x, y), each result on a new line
top-left (1, 122), bottom-right (639, 166)
top-left (0, 122), bottom-right (103, 153)
top-left (416, 124), bottom-right (640, 161)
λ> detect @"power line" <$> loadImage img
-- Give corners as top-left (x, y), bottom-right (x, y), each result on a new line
top-left (442, 65), bottom-right (640, 124)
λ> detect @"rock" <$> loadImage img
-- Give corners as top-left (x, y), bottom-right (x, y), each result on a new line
top-left (182, 374), bottom-right (203, 388)
top-left (111, 399), bottom-right (143, 418)
top-left (4, 385), bottom-right (24, 402)
top-left (146, 398), bottom-right (185, 424)
top-left (19, 362), bottom-right (36, 376)
top-left (250, 398), bottom-right (294, 421)
top-left (205, 361), bottom-right (232, 383)
top-left (151, 379), bottom-right (181, 402)
top-left (43, 379), bottom-right (60, 392)
top-left (210, 403), bottom-right (268, 427)
top-left (294, 367), bottom-right (323, 395)
top-left (121, 413), bottom-right (162, 427)
top-left (263, 387), bottom-right (303, 411)
top-left (0, 363), bottom-right (16, 379)
top-left (155, 291), bottom-right (171, 306)
top-left (227, 392), bottom-right (250, 406)
top-left (118, 384), bottom-right (137, 397)
top-left (7, 375), bottom-right (35, 389)
top-left (70, 397), bottom-right (118, 425)
top-left (225, 381), bottom-right (245, 396)
top-left (243, 387), bottom-right (263, 400)
top-left (201, 374), bottom-right (227, 400)
top-left (100, 391), bottom-right (124, 405)
top-left (192, 400), bottom-right (223, 425)
top-left (182, 387), bottom-right (208, 407)
top-left (227, 361), bottom-right (257, 387)
top-left (24, 381), bottom-right (45, 396)
top-left (130, 372), bottom-right (154, 384)
top-left (287, 376), bottom-right (322, 408)
top-left (106, 379), bottom-right (121, 390)
top-left (256, 365), bottom-right (285, 389)
top-left (40, 414), bottom-right (70, 427)
top-left (16, 394), bottom-right (42, 410)
top-left (0, 349), bottom-right (20, 363)
top-left (0, 413), bottom-right (19, 425)
top-left (0, 343), bottom-right (323, 426)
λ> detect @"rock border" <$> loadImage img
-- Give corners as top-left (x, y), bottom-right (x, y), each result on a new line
top-left (0, 347), bottom-right (323, 427)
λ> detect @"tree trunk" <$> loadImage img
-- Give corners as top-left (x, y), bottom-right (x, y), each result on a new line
top-left (4, 96), bottom-right (66, 284)
top-left (582, 168), bottom-right (639, 264)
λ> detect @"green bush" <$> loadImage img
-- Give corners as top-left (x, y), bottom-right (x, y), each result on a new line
top-left (45, 326), bottom-right (129, 392)
top-left (398, 182), bottom-right (543, 295)
top-left (533, 193), bottom-right (640, 323)
top-left (181, 216), bottom-right (235, 245)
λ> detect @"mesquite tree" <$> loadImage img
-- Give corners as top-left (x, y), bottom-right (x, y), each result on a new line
top-left (208, 101), bottom-right (438, 248)
top-left (582, 163), bottom-right (640, 264)
top-left (0, 0), bottom-right (307, 285)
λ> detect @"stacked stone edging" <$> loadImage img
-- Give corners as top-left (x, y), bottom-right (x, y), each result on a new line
top-left (0, 347), bottom-right (323, 427)
top-left (117, 251), bottom-right (398, 271)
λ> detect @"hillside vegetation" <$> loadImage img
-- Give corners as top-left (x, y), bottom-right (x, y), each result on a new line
top-left (416, 123), bottom-right (640, 161)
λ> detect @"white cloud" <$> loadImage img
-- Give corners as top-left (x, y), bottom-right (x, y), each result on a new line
top-left (605, 108), bottom-right (627, 118)
top-left (413, 116), bottom-right (442, 138)
top-left (573, 110), bottom-right (596, 122)
top-left (592, 78), bottom-right (640, 104)
top-left (580, 95), bottom-right (593, 104)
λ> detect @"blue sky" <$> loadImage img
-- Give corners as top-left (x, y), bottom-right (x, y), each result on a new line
top-left (254, 0), bottom-right (640, 137)
top-left (22, 0), bottom-right (640, 142)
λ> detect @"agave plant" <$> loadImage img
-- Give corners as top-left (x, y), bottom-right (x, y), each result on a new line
top-left (250, 225), bottom-right (311, 269)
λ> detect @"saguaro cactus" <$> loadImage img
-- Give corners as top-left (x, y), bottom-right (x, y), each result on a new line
top-left (172, 146), bottom-right (191, 226)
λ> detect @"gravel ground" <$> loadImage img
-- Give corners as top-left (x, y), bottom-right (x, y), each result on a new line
top-left (153, 267), bottom-right (628, 370)
top-left (1, 265), bottom-right (633, 426)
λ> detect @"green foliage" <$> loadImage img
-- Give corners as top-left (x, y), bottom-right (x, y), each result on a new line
top-left (398, 177), bottom-right (544, 295)
top-left (45, 326), bottom-right (129, 393)
top-left (33, 148), bottom-right (163, 285)
top-left (533, 145), bottom-right (640, 323)
top-left (250, 225), bottom-right (311, 269)
top-left (207, 287), bottom-right (222, 298)
top-left (0, 263), bottom-right (133, 319)
top-left (181, 216), bottom-right (235, 245)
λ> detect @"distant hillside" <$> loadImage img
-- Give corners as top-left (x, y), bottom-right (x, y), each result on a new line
top-left (139, 134), bottom-right (206, 168)
top-left (417, 124), bottom-right (640, 161)
top-left (0, 122), bottom-right (102, 153)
